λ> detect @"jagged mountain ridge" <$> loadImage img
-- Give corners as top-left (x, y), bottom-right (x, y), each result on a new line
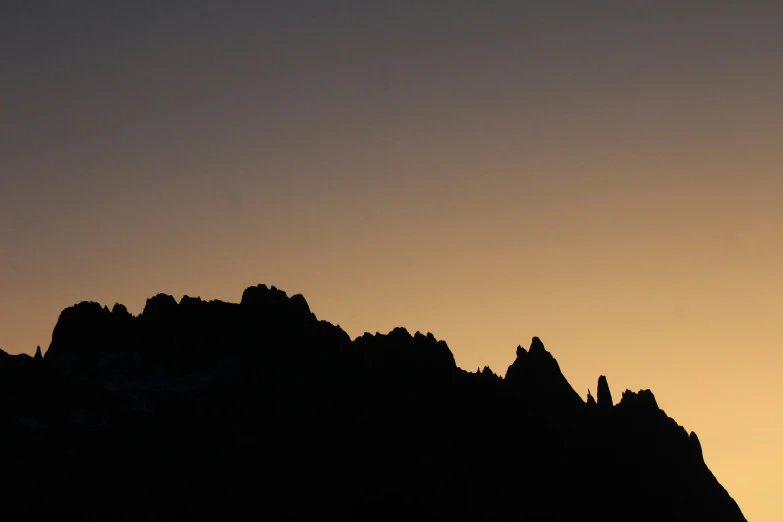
top-left (0, 284), bottom-right (745, 520)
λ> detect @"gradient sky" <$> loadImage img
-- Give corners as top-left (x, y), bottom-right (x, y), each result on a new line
top-left (2, 2), bottom-right (782, 519)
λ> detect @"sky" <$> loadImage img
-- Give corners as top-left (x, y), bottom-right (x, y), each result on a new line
top-left (1, 2), bottom-right (782, 518)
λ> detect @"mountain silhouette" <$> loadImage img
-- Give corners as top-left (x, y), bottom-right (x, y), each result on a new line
top-left (0, 284), bottom-right (746, 520)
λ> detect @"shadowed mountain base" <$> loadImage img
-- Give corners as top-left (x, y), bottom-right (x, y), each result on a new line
top-left (0, 284), bottom-right (746, 520)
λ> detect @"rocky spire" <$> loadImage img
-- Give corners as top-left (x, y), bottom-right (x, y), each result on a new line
top-left (34, 345), bottom-right (43, 360)
top-left (597, 375), bottom-right (613, 408)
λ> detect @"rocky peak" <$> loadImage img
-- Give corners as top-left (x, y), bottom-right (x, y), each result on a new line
top-left (597, 375), bottom-right (613, 408)
top-left (505, 337), bottom-right (583, 410)
top-left (529, 336), bottom-right (547, 356)
top-left (390, 326), bottom-right (413, 340)
top-left (354, 327), bottom-right (457, 372)
top-left (179, 295), bottom-right (204, 307)
top-left (240, 284), bottom-right (312, 320)
top-left (34, 346), bottom-right (43, 360)
top-left (619, 389), bottom-right (659, 411)
top-left (45, 301), bottom-right (114, 359)
top-left (481, 366), bottom-right (498, 377)
top-left (111, 303), bottom-right (132, 318)
top-left (141, 293), bottom-right (179, 320)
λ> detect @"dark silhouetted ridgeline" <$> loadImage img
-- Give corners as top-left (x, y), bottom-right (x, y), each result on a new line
top-left (0, 284), bottom-right (746, 520)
